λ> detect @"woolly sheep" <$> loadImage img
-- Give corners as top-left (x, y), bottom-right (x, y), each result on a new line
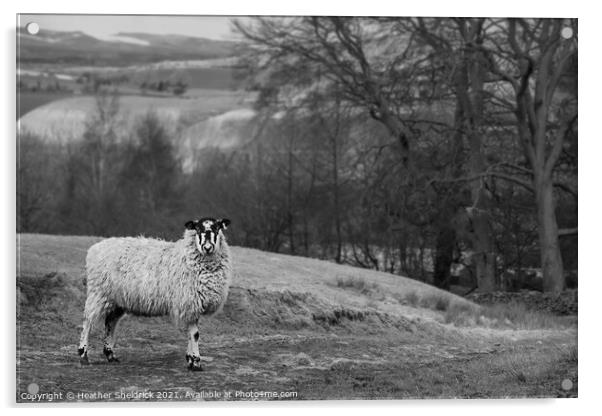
top-left (77, 217), bottom-right (232, 371)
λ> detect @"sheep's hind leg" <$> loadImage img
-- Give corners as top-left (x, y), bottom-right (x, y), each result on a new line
top-left (186, 323), bottom-right (202, 371)
top-left (103, 307), bottom-right (125, 363)
top-left (79, 294), bottom-right (105, 365)
top-left (78, 317), bottom-right (91, 365)
top-left (186, 338), bottom-right (193, 365)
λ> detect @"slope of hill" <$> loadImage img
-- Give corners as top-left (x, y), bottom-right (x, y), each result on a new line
top-left (117, 32), bottom-right (239, 58)
top-left (16, 234), bottom-right (577, 401)
top-left (17, 27), bottom-right (240, 66)
top-left (17, 91), bottom-right (254, 140)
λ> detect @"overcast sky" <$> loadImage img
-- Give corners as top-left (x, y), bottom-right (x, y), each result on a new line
top-left (18, 14), bottom-right (244, 41)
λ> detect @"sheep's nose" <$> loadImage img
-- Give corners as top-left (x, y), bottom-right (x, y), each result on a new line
top-left (203, 244), bottom-right (214, 253)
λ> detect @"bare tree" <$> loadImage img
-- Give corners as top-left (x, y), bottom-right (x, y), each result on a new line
top-left (17, 133), bottom-right (53, 231)
top-left (72, 91), bottom-right (123, 235)
top-left (484, 18), bottom-right (577, 292)
top-left (235, 17), bottom-right (466, 283)
top-left (234, 17), bottom-right (419, 165)
top-left (410, 17), bottom-right (499, 291)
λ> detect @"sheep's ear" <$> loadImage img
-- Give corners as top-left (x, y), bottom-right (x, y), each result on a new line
top-left (218, 218), bottom-right (231, 230)
top-left (185, 220), bottom-right (197, 230)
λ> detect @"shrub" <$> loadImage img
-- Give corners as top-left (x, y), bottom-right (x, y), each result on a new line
top-left (400, 291), bottom-right (419, 307)
top-left (418, 294), bottom-right (451, 311)
top-left (434, 296), bottom-right (451, 311)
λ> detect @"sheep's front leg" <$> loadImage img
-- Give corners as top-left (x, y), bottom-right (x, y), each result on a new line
top-left (186, 323), bottom-right (202, 371)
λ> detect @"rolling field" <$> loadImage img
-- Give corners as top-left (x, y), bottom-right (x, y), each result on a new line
top-left (16, 234), bottom-right (577, 402)
top-left (17, 91), bottom-right (74, 120)
top-left (17, 90), bottom-right (255, 141)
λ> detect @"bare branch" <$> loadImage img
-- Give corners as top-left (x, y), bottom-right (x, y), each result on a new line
top-left (430, 170), bottom-right (535, 192)
top-left (544, 113), bottom-right (578, 178)
top-left (558, 227), bottom-right (578, 237)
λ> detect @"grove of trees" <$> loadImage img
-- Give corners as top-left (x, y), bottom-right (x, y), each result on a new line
top-left (233, 17), bottom-right (577, 293)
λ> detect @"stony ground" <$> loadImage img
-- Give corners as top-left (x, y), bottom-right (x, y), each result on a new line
top-left (16, 234), bottom-right (578, 402)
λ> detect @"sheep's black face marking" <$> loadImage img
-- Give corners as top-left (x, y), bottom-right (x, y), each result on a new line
top-left (185, 217), bottom-right (231, 256)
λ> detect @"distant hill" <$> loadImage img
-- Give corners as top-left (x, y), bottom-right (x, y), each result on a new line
top-left (17, 27), bottom-right (241, 66)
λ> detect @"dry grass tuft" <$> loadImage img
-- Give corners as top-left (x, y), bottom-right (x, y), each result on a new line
top-left (397, 290), bottom-right (419, 307)
top-left (394, 291), bottom-right (454, 311)
top-left (431, 296), bottom-right (451, 311)
top-left (335, 275), bottom-right (381, 297)
top-left (553, 343), bottom-right (578, 364)
top-left (444, 300), bottom-right (572, 330)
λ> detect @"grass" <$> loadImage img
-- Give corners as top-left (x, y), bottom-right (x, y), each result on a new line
top-left (18, 91), bottom-right (73, 119)
top-left (401, 291), bottom-right (419, 307)
top-left (16, 233), bottom-right (577, 400)
top-left (295, 339), bottom-right (577, 399)
top-left (553, 343), bottom-right (578, 364)
top-left (16, 233), bottom-right (476, 315)
top-left (335, 275), bottom-right (381, 296)
top-left (394, 290), bottom-right (453, 311)
top-left (494, 343), bottom-right (578, 393)
top-left (565, 345), bottom-right (578, 363)
top-left (390, 287), bottom-right (570, 330)
top-left (431, 296), bottom-right (451, 311)
top-left (504, 354), bottom-right (529, 383)
top-left (443, 300), bottom-right (573, 330)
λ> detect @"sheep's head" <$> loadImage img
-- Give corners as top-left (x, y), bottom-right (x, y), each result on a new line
top-left (185, 217), bottom-right (231, 256)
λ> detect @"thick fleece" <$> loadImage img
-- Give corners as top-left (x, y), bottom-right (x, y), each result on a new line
top-left (83, 229), bottom-right (232, 325)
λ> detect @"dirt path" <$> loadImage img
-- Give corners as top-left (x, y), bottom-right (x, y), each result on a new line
top-left (17, 321), bottom-right (577, 402)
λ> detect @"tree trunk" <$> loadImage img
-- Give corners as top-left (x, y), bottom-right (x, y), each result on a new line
top-left (472, 230), bottom-right (496, 292)
top-left (535, 177), bottom-right (565, 293)
top-left (468, 179), bottom-right (497, 293)
top-left (461, 19), bottom-right (497, 292)
top-left (332, 137), bottom-right (342, 264)
top-left (287, 138), bottom-right (296, 254)
top-left (433, 223), bottom-right (455, 290)
top-left (302, 215), bottom-right (309, 256)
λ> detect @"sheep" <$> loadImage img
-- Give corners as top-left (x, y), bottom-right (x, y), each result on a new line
top-left (77, 217), bottom-right (232, 371)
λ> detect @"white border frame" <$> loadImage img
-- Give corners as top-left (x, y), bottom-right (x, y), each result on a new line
top-left (3, 1), bottom-right (597, 414)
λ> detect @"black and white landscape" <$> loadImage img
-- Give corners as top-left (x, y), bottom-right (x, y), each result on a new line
top-left (16, 15), bottom-right (577, 402)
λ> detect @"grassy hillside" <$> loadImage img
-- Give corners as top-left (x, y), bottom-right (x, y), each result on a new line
top-left (16, 234), bottom-right (577, 401)
top-left (17, 91), bottom-right (73, 119)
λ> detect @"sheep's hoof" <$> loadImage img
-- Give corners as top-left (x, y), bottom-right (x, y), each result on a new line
top-left (188, 363), bottom-right (204, 371)
top-left (78, 347), bottom-right (89, 366)
top-left (188, 357), bottom-right (203, 371)
top-left (103, 347), bottom-right (120, 363)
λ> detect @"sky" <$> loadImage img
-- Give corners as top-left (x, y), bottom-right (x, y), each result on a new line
top-left (17, 14), bottom-right (244, 41)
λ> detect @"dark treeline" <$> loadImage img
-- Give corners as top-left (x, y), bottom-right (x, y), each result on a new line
top-left (18, 17), bottom-right (577, 294)
top-left (18, 94), bottom-right (184, 240)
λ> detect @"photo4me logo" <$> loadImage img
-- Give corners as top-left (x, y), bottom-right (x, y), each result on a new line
top-left (234, 390), bottom-right (298, 399)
